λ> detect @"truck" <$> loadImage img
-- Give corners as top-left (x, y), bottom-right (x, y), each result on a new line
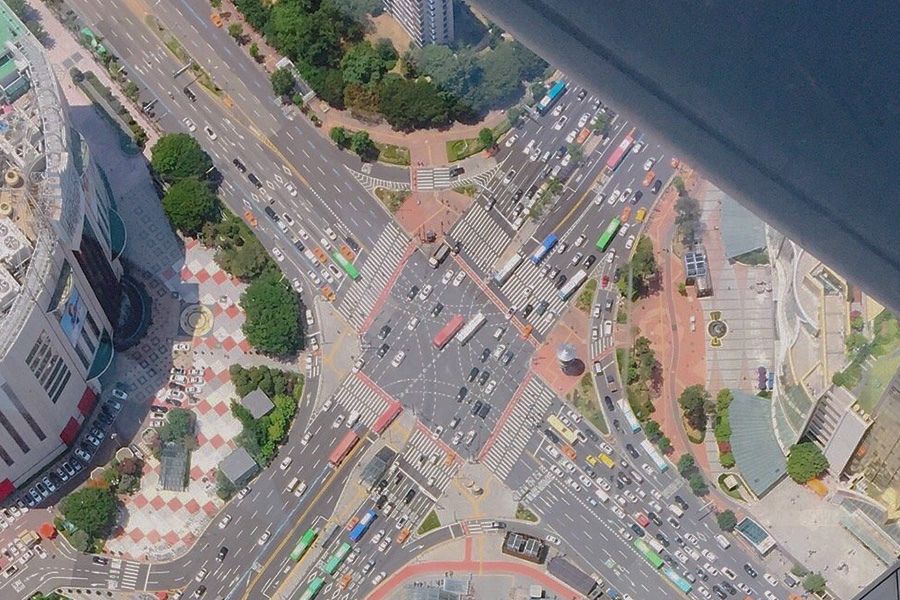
top-left (429, 243), bottom-right (451, 268)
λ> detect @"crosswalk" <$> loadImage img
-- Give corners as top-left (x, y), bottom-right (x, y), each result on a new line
top-left (414, 167), bottom-right (450, 190)
top-left (401, 428), bottom-right (459, 495)
top-left (337, 222), bottom-right (408, 329)
top-left (107, 559), bottom-right (141, 590)
top-left (324, 375), bottom-right (389, 428)
top-left (346, 167), bottom-right (410, 191)
top-left (450, 205), bottom-right (513, 273)
top-left (483, 377), bottom-right (555, 481)
top-left (496, 260), bottom-right (568, 335)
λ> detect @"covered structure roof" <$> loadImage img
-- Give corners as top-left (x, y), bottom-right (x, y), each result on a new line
top-left (240, 389), bottom-right (274, 420)
top-left (729, 390), bottom-right (786, 497)
top-left (219, 447), bottom-right (259, 486)
top-left (159, 443), bottom-right (189, 492)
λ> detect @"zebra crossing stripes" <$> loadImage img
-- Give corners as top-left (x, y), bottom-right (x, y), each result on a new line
top-left (414, 167), bottom-right (450, 191)
top-left (450, 206), bottom-right (513, 272)
top-left (500, 261), bottom-right (567, 334)
top-left (337, 223), bottom-right (408, 329)
top-left (346, 167), bottom-right (409, 191)
top-left (324, 375), bottom-right (388, 428)
top-left (401, 428), bottom-right (459, 494)
top-left (482, 377), bottom-right (555, 480)
top-left (107, 559), bottom-right (141, 590)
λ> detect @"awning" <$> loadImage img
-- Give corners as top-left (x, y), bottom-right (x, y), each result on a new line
top-left (38, 522), bottom-right (57, 539)
top-left (0, 479), bottom-right (13, 501)
top-left (60, 417), bottom-right (80, 445)
top-left (77, 387), bottom-right (97, 416)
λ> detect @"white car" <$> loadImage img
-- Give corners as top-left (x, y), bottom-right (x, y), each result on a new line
top-left (279, 457), bottom-right (292, 470)
top-left (319, 269), bottom-right (333, 284)
top-left (574, 234), bottom-right (586, 247)
top-left (377, 536), bottom-right (392, 552)
top-left (484, 380), bottom-right (497, 394)
top-left (592, 305), bottom-right (601, 318)
top-left (442, 270), bottom-right (454, 284)
top-left (578, 112), bottom-right (590, 127)
top-left (257, 530), bottom-right (271, 545)
top-left (603, 320), bottom-right (613, 336)
top-left (529, 147), bottom-right (541, 162)
top-left (619, 223), bottom-right (631, 237)
top-left (371, 529), bottom-right (385, 545)
top-left (204, 125), bottom-right (217, 140)
top-left (332, 415), bottom-right (345, 428)
top-left (565, 129), bottom-right (578, 143)
top-left (351, 358), bottom-right (364, 373)
top-left (560, 153), bottom-right (572, 167)
top-left (237, 487), bottom-right (251, 499)
top-left (285, 182), bottom-right (298, 197)
top-left (298, 228), bottom-right (309, 240)
top-left (643, 158), bottom-right (655, 171)
top-left (418, 285), bottom-right (433, 300)
top-left (763, 573), bottom-right (779, 587)
top-left (217, 515), bottom-right (232, 529)
top-left (504, 134), bottom-right (518, 148)
top-left (371, 571), bottom-right (387, 586)
top-left (324, 227), bottom-right (337, 240)
top-left (452, 271), bottom-right (466, 286)
top-left (625, 235), bottom-right (636, 250)
top-left (391, 351), bottom-right (405, 367)
top-left (599, 442), bottom-right (613, 454)
top-left (307, 270), bottom-right (321, 286)
top-left (685, 533), bottom-right (700, 546)
top-left (182, 117), bottom-right (196, 132)
top-left (698, 587), bottom-right (711, 599)
top-left (272, 247), bottom-right (284, 262)
top-left (300, 432), bottom-right (313, 446)
top-left (546, 535), bottom-right (561, 545)
top-left (407, 317), bottom-right (420, 330)
top-left (703, 563), bottom-right (718, 577)
top-left (553, 116), bottom-right (568, 131)
top-left (552, 104), bottom-right (564, 117)
top-left (608, 189), bottom-right (621, 205)
top-left (111, 388), bottom-right (128, 401)
top-left (701, 548), bottom-right (717, 561)
top-left (612, 506), bottom-right (626, 519)
top-left (578, 474), bottom-right (593, 487)
top-left (195, 568), bottom-right (208, 582)
top-left (620, 188), bottom-right (632, 203)
top-left (451, 431), bottom-right (463, 445)
top-left (632, 141), bottom-right (644, 153)
top-left (322, 399), bottom-right (333, 411)
top-left (291, 278), bottom-right (303, 293)
top-left (764, 592), bottom-right (778, 600)
top-left (674, 550), bottom-right (689, 563)
top-left (502, 170), bottom-right (516, 184)
top-left (619, 527), bottom-right (633, 542)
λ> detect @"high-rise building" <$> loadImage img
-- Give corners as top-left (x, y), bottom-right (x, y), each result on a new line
top-left (0, 2), bottom-right (125, 497)
top-left (383, 0), bottom-right (455, 46)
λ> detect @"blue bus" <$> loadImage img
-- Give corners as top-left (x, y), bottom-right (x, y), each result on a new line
top-left (349, 509), bottom-right (377, 542)
top-left (662, 566), bottom-right (692, 593)
top-left (537, 81), bottom-right (567, 114)
top-left (531, 234), bottom-right (558, 264)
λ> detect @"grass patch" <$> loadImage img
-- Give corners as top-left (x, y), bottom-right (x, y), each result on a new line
top-left (453, 184), bottom-right (477, 197)
top-left (515, 504), bottom-right (538, 522)
top-left (446, 119), bottom-right (514, 162)
top-left (571, 373), bottom-right (608, 434)
top-left (718, 473), bottom-right (745, 500)
top-left (684, 416), bottom-right (705, 443)
top-left (617, 306), bottom-right (628, 324)
top-left (732, 248), bottom-right (770, 265)
top-left (374, 187), bottom-right (409, 213)
top-left (575, 278), bottom-right (597, 312)
top-left (148, 16), bottom-right (220, 95)
top-left (857, 346), bottom-right (900, 412)
top-left (374, 141), bottom-right (411, 166)
top-left (417, 510), bottom-right (441, 535)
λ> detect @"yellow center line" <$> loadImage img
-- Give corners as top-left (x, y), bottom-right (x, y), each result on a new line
top-left (552, 167), bottom-right (606, 234)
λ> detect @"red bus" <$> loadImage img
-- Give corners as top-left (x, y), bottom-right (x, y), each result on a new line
top-left (372, 402), bottom-right (402, 435)
top-left (605, 130), bottom-right (635, 172)
top-left (432, 315), bottom-right (465, 349)
top-left (329, 430), bottom-right (360, 467)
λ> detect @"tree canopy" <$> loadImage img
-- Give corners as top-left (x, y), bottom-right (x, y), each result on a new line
top-left (162, 178), bottom-right (220, 235)
top-left (478, 127), bottom-right (496, 149)
top-left (341, 40), bottom-right (394, 85)
top-left (787, 442), bottom-right (829, 483)
top-left (271, 67), bottom-right (296, 96)
top-left (150, 133), bottom-right (213, 183)
top-left (679, 384), bottom-right (712, 431)
top-left (716, 510), bottom-right (737, 532)
top-left (619, 236), bottom-right (657, 300)
top-left (202, 212), bottom-right (274, 282)
top-left (60, 487), bottom-right (117, 538)
top-left (379, 76), bottom-right (452, 131)
top-left (241, 270), bottom-right (302, 356)
top-left (349, 130), bottom-right (378, 161)
top-left (159, 408), bottom-right (195, 444)
top-left (803, 573), bottom-right (827, 593)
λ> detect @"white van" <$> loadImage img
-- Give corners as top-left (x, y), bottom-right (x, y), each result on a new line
top-left (667, 503), bottom-right (685, 518)
top-left (285, 477), bottom-right (299, 494)
top-left (630, 470), bottom-right (644, 484)
top-left (347, 410), bottom-right (360, 428)
top-left (647, 538), bottom-right (665, 554)
top-left (594, 489), bottom-right (610, 503)
top-left (294, 481), bottom-right (308, 498)
top-left (686, 547), bottom-right (701, 561)
top-left (715, 534), bottom-right (731, 550)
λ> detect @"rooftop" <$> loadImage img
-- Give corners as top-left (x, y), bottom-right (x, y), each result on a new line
top-left (240, 389), bottom-right (274, 420)
top-left (729, 390), bottom-right (786, 497)
top-left (219, 447), bottom-right (259, 486)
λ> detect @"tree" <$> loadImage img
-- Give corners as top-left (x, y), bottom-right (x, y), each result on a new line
top-left (720, 451), bottom-right (736, 468)
top-left (786, 442), bottom-right (829, 483)
top-left (679, 384), bottom-right (712, 431)
top-left (478, 127), bottom-right (496, 150)
top-left (374, 38), bottom-right (398, 67)
top-left (228, 22), bottom-right (244, 43)
top-left (241, 270), bottom-right (302, 356)
top-left (341, 41), bottom-right (389, 85)
top-left (803, 573), bottom-right (826, 593)
top-left (675, 195), bottom-right (702, 247)
top-left (657, 436), bottom-right (672, 453)
top-left (716, 388), bottom-right (733, 412)
top-left (378, 75), bottom-right (451, 131)
top-left (689, 473), bottom-right (709, 496)
top-left (215, 468), bottom-right (236, 500)
top-left (716, 510), bottom-right (737, 532)
top-left (159, 408), bottom-right (194, 444)
top-left (330, 126), bottom-right (350, 149)
top-left (349, 130), bottom-right (378, 161)
top-left (161, 178), bottom-right (220, 236)
top-left (150, 133), bottom-right (213, 183)
top-left (60, 488), bottom-right (117, 538)
top-left (677, 454), bottom-right (696, 477)
top-left (343, 83), bottom-right (381, 115)
top-left (249, 42), bottom-right (262, 62)
top-left (271, 67), bottom-right (295, 97)
top-left (644, 420), bottom-right (661, 441)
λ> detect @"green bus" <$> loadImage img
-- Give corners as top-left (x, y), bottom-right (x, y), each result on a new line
top-left (331, 252), bottom-right (360, 280)
top-left (297, 576), bottom-right (325, 600)
top-left (595, 217), bottom-right (622, 252)
top-left (322, 541), bottom-right (352, 575)
top-left (290, 527), bottom-right (318, 562)
top-left (633, 538), bottom-right (664, 569)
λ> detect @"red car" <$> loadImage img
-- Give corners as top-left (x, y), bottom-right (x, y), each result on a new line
top-left (601, 274), bottom-right (610, 288)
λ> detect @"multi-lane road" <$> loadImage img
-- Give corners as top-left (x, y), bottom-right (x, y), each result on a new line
top-left (0, 1), bottom-right (802, 599)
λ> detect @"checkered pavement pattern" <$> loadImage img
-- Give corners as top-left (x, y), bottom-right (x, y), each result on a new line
top-left (104, 240), bottom-right (256, 560)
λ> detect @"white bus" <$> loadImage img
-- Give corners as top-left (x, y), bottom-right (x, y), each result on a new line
top-left (557, 269), bottom-right (588, 301)
top-left (492, 254), bottom-right (524, 286)
top-left (455, 312), bottom-right (487, 345)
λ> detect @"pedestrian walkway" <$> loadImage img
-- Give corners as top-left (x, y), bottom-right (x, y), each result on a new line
top-left (450, 205), bottom-right (513, 273)
top-left (324, 375), bottom-right (389, 428)
top-left (414, 166), bottom-right (450, 191)
top-left (336, 222), bottom-right (408, 329)
top-left (106, 559), bottom-right (141, 590)
top-left (482, 377), bottom-right (555, 480)
top-left (500, 261), bottom-right (568, 335)
top-left (346, 166), bottom-right (410, 192)
top-left (400, 428), bottom-right (459, 495)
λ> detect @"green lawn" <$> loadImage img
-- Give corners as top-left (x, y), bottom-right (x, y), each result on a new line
top-left (515, 504), bottom-right (538, 522)
top-left (416, 510), bottom-right (441, 535)
top-left (857, 346), bottom-right (900, 412)
top-left (453, 184), bottom-right (477, 197)
top-left (374, 187), bottom-right (409, 213)
top-left (718, 473), bottom-right (745, 501)
top-left (446, 119), bottom-right (514, 162)
top-left (571, 374), bottom-right (608, 434)
top-left (575, 278), bottom-right (597, 312)
top-left (375, 142), bottom-right (411, 166)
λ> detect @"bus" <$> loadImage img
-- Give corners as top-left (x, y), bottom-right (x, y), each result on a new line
top-left (640, 439), bottom-right (669, 472)
top-left (616, 398), bottom-right (641, 433)
top-left (290, 528), bottom-right (318, 561)
top-left (432, 315), bottom-right (466, 349)
top-left (633, 538), bottom-right (664, 569)
top-left (537, 81), bottom-right (566, 114)
top-left (428, 243), bottom-right (451, 268)
top-left (597, 453), bottom-right (616, 469)
top-left (329, 430), bottom-right (360, 467)
top-left (349, 509), bottom-right (377, 542)
top-left (455, 312), bottom-right (486, 345)
top-left (297, 576), bottom-right (325, 600)
top-left (595, 217), bottom-right (621, 252)
top-left (605, 131), bottom-right (635, 172)
top-left (557, 269), bottom-right (588, 301)
top-left (493, 253), bottom-right (524, 286)
top-left (547, 415), bottom-right (578, 445)
top-left (531, 234), bottom-right (558, 264)
top-left (662, 566), bottom-right (693, 593)
top-left (331, 252), bottom-right (360, 280)
top-left (371, 401), bottom-right (402, 435)
top-left (323, 541), bottom-right (352, 575)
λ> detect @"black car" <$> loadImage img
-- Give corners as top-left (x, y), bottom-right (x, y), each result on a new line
top-left (375, 494), bottom-right (388, 509)
top-left (485, 197), bottom-right (496, 211)
top-left (555, 274), bottom-right (568, 290)
top-left (696, 568), bottom-right (708, 582)
top-left (264, 206), bottom-right (278, 220)
top-left (293, 238), bottom-right (305, 252)
top-left (457, 387), bottom-right (468, 402)
top-left (377, 479), bottom-right (388, 491)
top-left (522, 304), bottom-right (534, 318)
top-left (217, 546), bottom-right (228, 561)
top-left (92, 556), bottom-right (109, 566)
top-left (378, 325), bottom-right (391, 340)
top-left (711, 585), bottom-right (727, 600)
top-left (477, 403), bottom-right (491, 418)
top-left (232, 158), bottom-right (247, 173)
top-left (655, 532), bottom-right (670, 547)
top-left (345, 236), bottom-right (361, 252)
top-left (632, 190), bottom-right (643, 204)
top-left (613, 268), bottom-right (622, 283)
top-left (544, 428), bottom-right (561, 444)
top-left (247, 173), bottom-right (262, 188)
top-left (584, 255), bottom-right (597, 268)
top-left (647, 511), bottom-right (662, 526)
top-left (513, 188), bottom-right (524, 202)
top-left (501, 351), bottom-right (514, 366)
top-left (431, 303), bottom-right (443, 317)
top-left (584, 466), bottom-right (597, 479)
top-left (535, 300), bottom-right (550, 316)
top-left (577, 89), bottom-right (587, 100)
top-left (651, 179), bottom-right (662, 194)
top-left (182, 86), bottom-right (197, 101)
top-left (721, 581), bottom-right (736, 595)
top-left (674, 495), bottom-right (689, 511)
top-left (480, 348), bottom-right (490, 363)
top-left (149, 405), bottom-right (168, 415)
top-left (549, 266), bottom-right (561, 280)
top-left (377, 344), bottom-right (389, 358)
top-left (468, 367), bottom-right (479, 382)
top-left (407, 286), bottom-right (419, 301)
top-left (403, 489), bottom-right (416, 504)
top-left (583, 427), bottom-right (599, 442)
top-left (449, 166), bottom-right (465, 177)
top-left (625, 443), bottom-right (639, 459)
top-left (478, 370), bottom-right (490, 385)
top-left (617, 472), bottom-right (631, 486)
top-left (471, 400), bottom-right (483, 415)
top-left (554, 146), bottom-right (566, 159)
top-left (630, 523), bottom-right (645, 538)
top-left (527, 185), bottom-right (538, 198)
top-left (743, 563), bottom-right (758, 578)
top-left (604, 395), bottom-right (615, 411)
top-left (612, 419), bottom-right (621, 432)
